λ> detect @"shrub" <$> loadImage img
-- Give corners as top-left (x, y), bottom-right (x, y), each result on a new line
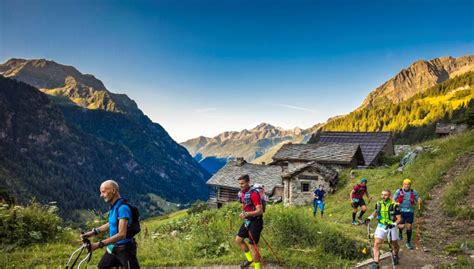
top-left (265, 205), bottom-right (362, 259)
top-left (0, 200), bottom-right (62, 248)
top-left (187, 200), bottom-right (208, 215)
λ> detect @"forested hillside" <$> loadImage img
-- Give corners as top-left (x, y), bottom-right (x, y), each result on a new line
top-left (0, 76), bottom-right (208, 219)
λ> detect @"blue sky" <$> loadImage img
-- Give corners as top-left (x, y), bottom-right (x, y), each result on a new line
top-left (1, 0), bottom-right (473, 142)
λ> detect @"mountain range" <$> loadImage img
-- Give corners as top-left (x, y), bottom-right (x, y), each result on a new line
top-left (0, 59), bottom-right (210, 219)
top-left (181, 123), bottom-right (310, 162)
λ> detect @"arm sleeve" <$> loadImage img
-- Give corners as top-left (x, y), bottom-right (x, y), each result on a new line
top-left (393, 189), bottom-right (400, 201)
top-left (414, 190), bottom-right (420, 201)
top-left (250, 192), bottom-right (261, 206)
top-left (118, 205), bottom-right (132, 221)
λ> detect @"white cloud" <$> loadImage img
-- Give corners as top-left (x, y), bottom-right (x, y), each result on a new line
top-left (272, 103), bottom-right (317, 113)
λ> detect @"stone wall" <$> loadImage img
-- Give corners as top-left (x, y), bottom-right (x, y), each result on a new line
top-left (286, 170), bottom-right (333, 206)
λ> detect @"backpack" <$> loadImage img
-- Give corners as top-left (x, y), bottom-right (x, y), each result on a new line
top-left (115, 199), bottom-right (141, 239)
top-left (353, 184), bottom-right (367, 197)
top-left (396, 188), bottom-right (415, 205)
top-left (238, 184), bottom-right (267, 213)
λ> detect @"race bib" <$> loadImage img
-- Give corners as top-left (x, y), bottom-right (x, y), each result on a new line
top-left (106, 244), bottom-right (114, 254)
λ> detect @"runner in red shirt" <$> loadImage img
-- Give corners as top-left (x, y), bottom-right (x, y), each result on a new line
top-left (235, 174), bottom-right (263, 269)
top-left (349, 178), bottom-right (372, 225)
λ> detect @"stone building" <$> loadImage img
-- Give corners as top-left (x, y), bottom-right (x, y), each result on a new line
top-left (435, 123), bottom-right (468, 136)
top-left (206, 155), bottom-right (341, 207)
top-left (281, 161), bottom-right (338, 206)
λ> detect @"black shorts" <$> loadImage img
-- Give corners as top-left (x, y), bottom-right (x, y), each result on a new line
top-left (400, 212), bottom-right (414, 224)
top-left (237, 217), bottom-right (263, 244)
top-left (98, 241), bottom-right (140, 269)
top-left (351, 198), bottom-right (366, 209)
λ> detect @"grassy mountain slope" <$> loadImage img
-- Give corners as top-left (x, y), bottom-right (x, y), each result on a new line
top-left (310, 71), bottom-right (474, 144)
top-left (3, 130), bottom-right (473, 267)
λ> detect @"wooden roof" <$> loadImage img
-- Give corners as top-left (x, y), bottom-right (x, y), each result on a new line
top-left (314, 132), bottom-right (392, 166)
top-left (272, 143), bottom-right (365, 165)
top-left (206, 161), bottom-right (282, 193)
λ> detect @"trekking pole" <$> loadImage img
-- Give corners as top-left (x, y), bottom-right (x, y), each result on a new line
top-left (77, 238), bottom-right (92, 269)
top-left (260, 234), bottom-right (285, 268)
top-left (66, 234), bottom-right (92, 269)
top-left (415, 203), bottom-right (422, 250)
top-left (248, 230), bottom-right (263, 266)
top-left (66, 244), bottom-right (85, 269)
top-left (387, 229), bottom-right (396, 269)
top-left (366, 221), bottom-right (374, 260)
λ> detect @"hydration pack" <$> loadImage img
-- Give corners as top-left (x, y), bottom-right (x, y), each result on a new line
top-left (238, 184), bottom-right (267, 212)
top-left (375, 201), bottom-right (398, 224)
top-left (396, 188), bottom-right (415, 205)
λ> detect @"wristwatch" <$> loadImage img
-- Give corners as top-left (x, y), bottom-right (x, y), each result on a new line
top-left (98, 241), bottom-right (105, 248)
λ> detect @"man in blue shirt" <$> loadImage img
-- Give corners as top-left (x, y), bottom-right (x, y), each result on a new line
top-left (313, 185), bottom-right (326, 218)
top-left (81, 180), bottom-right (140, 268)
top-left (393, 178), bottom-right (422, 250)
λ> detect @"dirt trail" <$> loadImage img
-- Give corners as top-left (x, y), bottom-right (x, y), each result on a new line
top-left (370, 152), bottom-right (474, 269)
top-left (421, 152), bottom-right (474, 254)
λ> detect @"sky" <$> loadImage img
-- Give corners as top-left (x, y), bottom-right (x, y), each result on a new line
top-left (1, 0), bottom-right (473, 142)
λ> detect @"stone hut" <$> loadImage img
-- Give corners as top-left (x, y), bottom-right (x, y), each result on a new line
top-left (281, 161), bottom-right (338, 206)
top-left (435, 123), bottom-right (468, 136)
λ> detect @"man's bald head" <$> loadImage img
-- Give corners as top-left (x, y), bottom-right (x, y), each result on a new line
top-left (101, 179), bottom-right (119, 192)
top-left (100, 179), bottom-right (120, 204)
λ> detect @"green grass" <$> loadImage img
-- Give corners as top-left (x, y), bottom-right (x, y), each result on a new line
top-left (441, 165), bottom-right (474, 219)
top-left (2, 130), bottom-right (474, 268)
top-left (444, 240), bottom-right (474, 268)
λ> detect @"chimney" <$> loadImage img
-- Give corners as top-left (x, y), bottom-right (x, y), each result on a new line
top-left (236, 157), bottom-right (246, 166)
top-left (280, 161), bottom-right (289, 172)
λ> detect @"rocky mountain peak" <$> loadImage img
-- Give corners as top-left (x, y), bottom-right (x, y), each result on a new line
top-left (252, 122), bottom-right (276, 131)
top-left (360, 55), bottom-right (474, 109)
top-left (181, 122), bottom-right (305, 161)
top-left (0, 58), bottom-right (139, 115)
